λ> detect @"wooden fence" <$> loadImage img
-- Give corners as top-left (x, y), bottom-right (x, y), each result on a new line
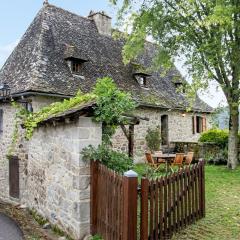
top-left (91, 161), bottom-right (205, 240)
top-left (91, 161), bottom-right (138, 240)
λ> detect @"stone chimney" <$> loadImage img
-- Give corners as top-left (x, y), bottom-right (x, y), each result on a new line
top-left (88, 11), bottom-right (112, 37)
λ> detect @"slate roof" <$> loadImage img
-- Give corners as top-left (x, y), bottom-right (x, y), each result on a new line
top-left (0, 3), bottom-right (213, 112)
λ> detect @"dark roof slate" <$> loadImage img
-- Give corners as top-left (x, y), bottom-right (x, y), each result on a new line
top-left (0, 4), bottom-right (213, 112)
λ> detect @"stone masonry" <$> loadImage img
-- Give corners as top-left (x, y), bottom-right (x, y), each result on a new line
top-left (112, 107), bottom-right (211, 163)
top-left (0, 96), bottom-right (61, 202)
top-left (27, 117), bottom-right (102, 239)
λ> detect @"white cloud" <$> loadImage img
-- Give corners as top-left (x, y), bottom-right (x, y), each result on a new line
top-left (0, 40), bottom-right (19, 68)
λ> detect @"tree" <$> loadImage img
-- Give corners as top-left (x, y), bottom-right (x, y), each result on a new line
top-left (111, 0), bottom-right (240, 169)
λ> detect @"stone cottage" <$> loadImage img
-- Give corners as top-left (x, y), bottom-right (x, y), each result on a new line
top-left (0, 1), bottom-right (212, 239)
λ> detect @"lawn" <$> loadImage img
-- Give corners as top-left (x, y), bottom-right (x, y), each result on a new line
top-left (172, 165), bottom-right (240, 240)
top-left (134, 164), bottom-right (240, 240)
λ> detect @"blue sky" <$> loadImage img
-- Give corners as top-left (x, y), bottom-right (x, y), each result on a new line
top-left (0, 0), bottom-right (226, 107)
top-left (0, 0), bottom-right (118, 67)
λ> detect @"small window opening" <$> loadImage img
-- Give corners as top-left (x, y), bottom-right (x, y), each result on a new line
top-left (72, 61), bottom-right (82, 74)
top-left (134, 74), bottom-right (148, 88)
top-left (139, 76), bottom-right (147, 87)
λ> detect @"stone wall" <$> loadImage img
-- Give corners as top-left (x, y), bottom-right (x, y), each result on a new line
top-left (112, 107), bottom-right (211, 163)
top-left (0, 96), bottom-right (62, 203)
top-left (31, 96), bottom-right (62, 112)
top-left (27, 117), bottom-right (102, 239)
top-left (0, 102), bottom-right (29, 202)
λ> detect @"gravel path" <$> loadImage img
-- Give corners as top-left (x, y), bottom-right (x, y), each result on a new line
top-left (0, 213), bottom-right (23, 240)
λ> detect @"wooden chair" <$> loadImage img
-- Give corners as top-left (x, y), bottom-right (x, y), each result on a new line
top-left (171, 153), bottom-right (184, 169)
top-left (145, 152), bottom-right (162, 170)
top-left (185, 152), bottom-right (194, 166)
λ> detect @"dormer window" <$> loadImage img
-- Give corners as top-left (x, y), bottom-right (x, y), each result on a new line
top-left (133, 73), bottom-right (151, 88)
top-left (64, 44), bottom-right (88, 76)
top-left (139, 75), bottom-right (147, 87)
top-left (72, 61), bottom-right (82, 74)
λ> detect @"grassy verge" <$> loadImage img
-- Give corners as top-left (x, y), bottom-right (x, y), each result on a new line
top-left (134, 164), bottom-right (240, 240)
top-left (172, 165), bottom-right (240, 240)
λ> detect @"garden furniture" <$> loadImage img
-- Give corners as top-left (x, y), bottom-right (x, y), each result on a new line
top-left (145, 152), bottom-right (162, 171)
top-left (185, 152), bottom-right (194, 166)
top-left (171, 153), bottom-right (184, 170)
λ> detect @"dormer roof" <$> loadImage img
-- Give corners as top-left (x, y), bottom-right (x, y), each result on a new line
top-left (0, 4), bottom-right (213, 112)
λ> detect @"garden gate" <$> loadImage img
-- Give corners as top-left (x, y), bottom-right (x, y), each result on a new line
top-left (91, 160), bottom-right (205, 240)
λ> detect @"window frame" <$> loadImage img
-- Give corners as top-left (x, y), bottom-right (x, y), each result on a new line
top-left (71, 61), bottom-right (82, 74)
top-left (192, 115), bottom-right (207, 134)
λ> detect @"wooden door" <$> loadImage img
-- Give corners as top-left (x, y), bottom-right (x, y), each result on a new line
top-left (9, 156), bottom-right (20, 198)
top-left (161, 115), bottom-right (169, 145)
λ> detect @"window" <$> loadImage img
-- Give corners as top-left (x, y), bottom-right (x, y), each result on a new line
top-left (192, 115), bottom-right (207, 134)
top-left (72, 61), bottom-right (82, 74)
top-left (20, 102), bottom-right (33, 112)
top-left (0, 109), bottom-right (3, 135)
top-left (134, 74), bottom-right (148, 88)
top-left (139, 76), bottom-right (147, 87)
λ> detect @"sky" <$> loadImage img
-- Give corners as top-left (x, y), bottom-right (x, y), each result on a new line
top-left (0, 0), bottom-right (226, 108)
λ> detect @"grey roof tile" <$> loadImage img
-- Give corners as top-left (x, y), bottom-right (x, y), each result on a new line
top-left (0, 4), bottom-right (213, 112)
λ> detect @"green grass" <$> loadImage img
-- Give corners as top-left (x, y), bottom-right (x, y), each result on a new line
top-left (173, 165), bottom-right (240, 240)
top-left (134, 164), bottom-right (240, 240)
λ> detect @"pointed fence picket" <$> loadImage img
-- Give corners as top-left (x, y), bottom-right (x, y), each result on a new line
top-left (91, 160), bottom-right (205, 240)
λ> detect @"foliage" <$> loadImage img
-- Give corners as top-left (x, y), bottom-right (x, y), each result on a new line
top-left (133, 163), bottom-right (166, 179)
top-left (111, 0), bottom-right (240, 168)
top-left (199, 129), bottom-right (240, 164)
top-left (29, 209), bottom-right (48, 226)
top-left (91, 235), bottom-right (103, 240)
top-left (15, 77), bottom-right (135, 140)
top-left (29, 209), bottom-right (73, 240)
top-left (199, 129), bottom-right (229, 148)
top-left (23, 92), bottom-right (95, 139)
top-left (7, 101), bottom-right (29, 156)
top-left (145, 126), bottom-right (161, 152)
top-left (93, 77), bottom-right (136, 144)
top-left (203, 147), bottom-right (228, 165)
top-left (81, 144), bottom-right (133, 174)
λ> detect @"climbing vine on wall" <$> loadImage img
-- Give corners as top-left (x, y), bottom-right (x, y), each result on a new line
top-left (13, 77), bottom-right (136, 142)
top-left (7, 101), bottom-right (29, 156)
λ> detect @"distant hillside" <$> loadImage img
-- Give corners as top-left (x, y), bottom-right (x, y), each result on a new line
top-left (214, 107), bottom-right (240, 129)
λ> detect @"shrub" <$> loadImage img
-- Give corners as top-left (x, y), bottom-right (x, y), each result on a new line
top-left (145, 126), bottom-right (161, 152)
top-left (81, 144), bottom-right (133, 174)
top-left (199, 129), bottom-right (229, 147)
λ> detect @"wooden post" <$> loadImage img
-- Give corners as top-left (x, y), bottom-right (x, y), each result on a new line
top-left (90, 160), bottom-right (99, 235)
top-left (141, 178), bottom-right (149, 240)
top-left (129, 124), bottom-right (134, 158)
top-left (200, 160), bottom-right (206, 217)
top-left (123, 170), bottom-right (138, 240)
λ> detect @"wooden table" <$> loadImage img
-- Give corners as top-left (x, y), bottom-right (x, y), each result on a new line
top-left (152, 154), bottom-right (186, 172)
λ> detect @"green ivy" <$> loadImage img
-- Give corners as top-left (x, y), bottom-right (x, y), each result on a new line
top-left (7, 101), bottom-right (29, 156)
top-left (24, 92), bottom-right (95, 139)
top-left (13, 77), bottom-right (136, 142)
top-left (93, 77), bottom-right (136, 126)
top-left (81, 144), bottom-right (133, 174)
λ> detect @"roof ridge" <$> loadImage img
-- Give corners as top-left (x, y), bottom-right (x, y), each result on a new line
top-left (44, 3), bottom-right (93, 23)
